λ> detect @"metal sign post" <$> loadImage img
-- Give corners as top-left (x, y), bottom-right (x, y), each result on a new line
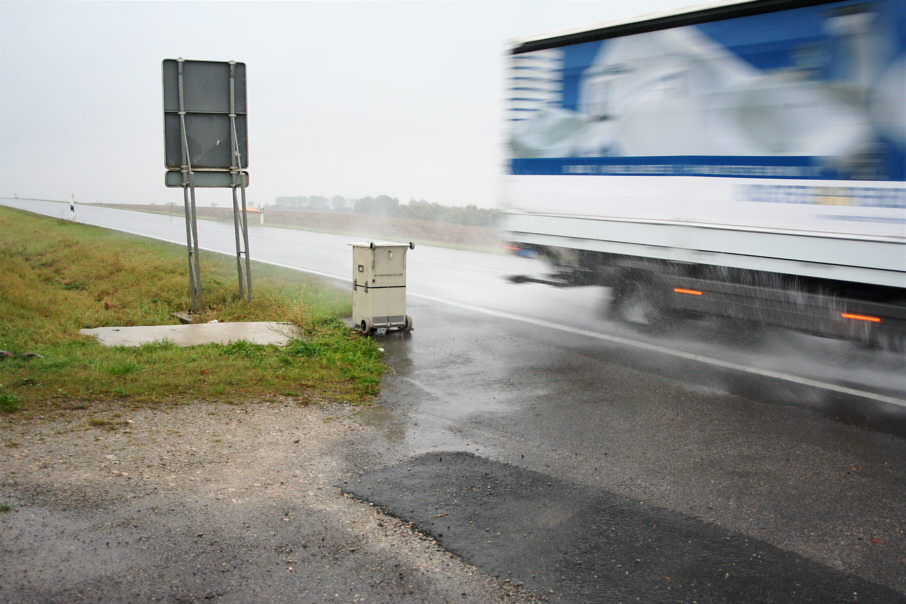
top-left (162, 58), bottom-right (251, 313)
top-left (182, 186), bottom-right (203, 311)
top-left (176, 59), bottom-right (202, 312)
top-left (228, 61), bottom-right (252, 301)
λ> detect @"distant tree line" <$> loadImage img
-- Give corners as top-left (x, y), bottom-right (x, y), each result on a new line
top-left (273, 195), bottom-right (350, 212)
top-left (271, 195), bottom-right (499, 227)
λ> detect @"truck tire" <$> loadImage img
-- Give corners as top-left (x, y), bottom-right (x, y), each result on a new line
top-left (609, 273), bottom-right (666, 328)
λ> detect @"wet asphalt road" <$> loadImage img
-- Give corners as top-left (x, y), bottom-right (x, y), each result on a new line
top-left (346, 452), bottom-right (904, 602)
top-left (4, 198), bottom-right (906, 600)
top-left (354, 300), bottom-right (906, 600)
top-left (349, 294), bottom-right (906, 602)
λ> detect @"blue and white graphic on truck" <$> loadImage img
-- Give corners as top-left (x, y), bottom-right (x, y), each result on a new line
top-left (502, 0), bottom-right (906, 348)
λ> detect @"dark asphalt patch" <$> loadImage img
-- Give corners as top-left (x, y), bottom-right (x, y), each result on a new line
top-left (344, 452), bottom-right (904, 603)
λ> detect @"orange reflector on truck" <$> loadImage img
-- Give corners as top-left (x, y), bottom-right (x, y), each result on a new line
top-left (841, 312), bottom-right (882, 323)
top-left (673, 288), bottom-right (703, 296)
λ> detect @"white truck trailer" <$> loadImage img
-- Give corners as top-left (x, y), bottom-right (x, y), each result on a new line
top-left (502, 0), bottom-right (906, 347)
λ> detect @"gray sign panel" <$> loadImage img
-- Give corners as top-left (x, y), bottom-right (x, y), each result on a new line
top-left (165, 171), bottom-right (248, 188)
top-left (162, 59), bottom-right (248, 174)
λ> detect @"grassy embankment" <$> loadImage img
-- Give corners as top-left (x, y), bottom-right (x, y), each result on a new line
top-left (0, 206), bottom-right (384, 416)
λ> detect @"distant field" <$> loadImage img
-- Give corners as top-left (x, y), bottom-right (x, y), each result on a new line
top-left (0, 206), bottom-right (384, 416)
top-left (99, 203), bottom-right (502, 250)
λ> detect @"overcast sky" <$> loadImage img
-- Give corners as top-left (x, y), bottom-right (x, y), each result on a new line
top-left (1, 0), bottom-right (692, 208)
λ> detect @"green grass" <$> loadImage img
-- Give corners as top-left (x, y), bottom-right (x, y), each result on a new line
top-left (0, 206), bottom-right (385, 415)
top-left (0, 393), bottom-right (21, 413)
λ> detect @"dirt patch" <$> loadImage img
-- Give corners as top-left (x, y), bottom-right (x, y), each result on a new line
top-left (0, 402), bottom-right (536, 602)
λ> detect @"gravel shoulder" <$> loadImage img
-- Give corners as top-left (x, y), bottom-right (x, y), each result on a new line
top-left (0, 402), bottom-right (535, 602)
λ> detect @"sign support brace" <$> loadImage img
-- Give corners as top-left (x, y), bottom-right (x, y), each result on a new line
top-left (229, 61), bottom-right (252, 301)
top-left (177, 59), bottom-right (202, 313)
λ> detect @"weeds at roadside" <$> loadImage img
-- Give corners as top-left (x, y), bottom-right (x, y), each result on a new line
top-left (0, 206), bottom-right (385, 415)
top-left (0, 393), bottom-right (21, 413)
top-left (87, 416), bottom-right (130, 431)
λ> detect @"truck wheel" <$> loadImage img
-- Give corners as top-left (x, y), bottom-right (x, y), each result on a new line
top-left (404, 315), bottom-right (413, 332)
top-left (360, 318), bottom-right (372, 334)
top-left (609, 275), bottom-right (665, 328)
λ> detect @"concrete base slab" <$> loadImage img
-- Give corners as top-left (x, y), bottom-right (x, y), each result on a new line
top-left (80, 321), bottom-right (300, 347)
